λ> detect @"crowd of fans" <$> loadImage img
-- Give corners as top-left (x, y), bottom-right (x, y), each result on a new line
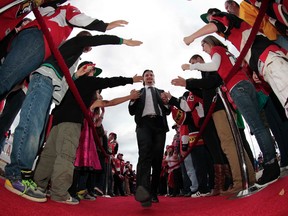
top-left (1, 0), bottom-right (288, 207)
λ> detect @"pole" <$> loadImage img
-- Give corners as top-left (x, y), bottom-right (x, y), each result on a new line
top-left (216, 87), bottom-right (262, 199)
top-left (103, 156), bottom-right (112, 198)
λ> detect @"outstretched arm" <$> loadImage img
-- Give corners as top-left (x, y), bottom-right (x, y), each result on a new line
top-left (171, 76), bottom-right (187, 87)
top-left (106, 20), bottom-right (128, 30)
top-left (183, 23), bottom-right (218, 45)
top-left (132, 74), bottom-right (144, 83)
top-left (181, 53), bottom-right (221, 73)
top-left (123, 38), bottom-right (143, 46)
top-left (90, 89), bottom-right (140, 110)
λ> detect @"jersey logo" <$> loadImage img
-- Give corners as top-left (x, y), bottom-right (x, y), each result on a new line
top-left (16, 1), bottom-right (32, 18)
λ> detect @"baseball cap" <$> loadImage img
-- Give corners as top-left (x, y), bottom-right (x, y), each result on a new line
top-left (77, 61), bottom-right (102, 77)
top-left (200, 8), bottom-right (221, 23)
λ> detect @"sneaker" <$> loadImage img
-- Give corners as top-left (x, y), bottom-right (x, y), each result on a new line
top-left (37, 187), bottom-right (51, 197)
top-left (255, 159), bottom-right (280, 187)
top-left (70, 194), bottom-right (81, 202)
top-left (88, 190), bottom-right (98, 198)
top-left (77, 190), bottom-right (96, 201)
top-left (5, 179), bottom-right (47, 202)
top-left (83, 193), bottom-right (96, 201)
top-left (184, 191), bottom-right (192, 197)
top-left (94, 187), bottom-right (104, 196)
top-left (191, 191), bottom-right (201, 198)
top-left (76, 190), bottom-right (85, 200)
top-left (55, 196), bottom-right (79, 205)
top-left (280, 165), bottom-right (288, 172)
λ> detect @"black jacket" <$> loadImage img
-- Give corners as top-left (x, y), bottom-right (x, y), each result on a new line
top-left (128, 87), bottom-right (170, 132)
top-left (52, 76), bottom-right (133, 126)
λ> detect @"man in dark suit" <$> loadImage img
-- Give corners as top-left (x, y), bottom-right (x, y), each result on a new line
top-left (128, 69), bottom-right (170, 207)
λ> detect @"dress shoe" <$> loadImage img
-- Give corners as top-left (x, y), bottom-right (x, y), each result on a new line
top-left (151, 196), bottom-right (159, 203)
top-left (141, 200), bottom-right (152, 208)
top-left (135, 186), bottom-right (150, 202)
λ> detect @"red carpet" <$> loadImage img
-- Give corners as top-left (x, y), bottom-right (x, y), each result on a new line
top-left (1, 177), bottom-right (288, 216)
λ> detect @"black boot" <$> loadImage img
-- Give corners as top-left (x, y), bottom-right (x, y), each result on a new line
top-left (256, 159), bottom-right (280, 187)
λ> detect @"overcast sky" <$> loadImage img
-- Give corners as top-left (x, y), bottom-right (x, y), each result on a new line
top-left (66, 0), bottom-right (254, 167)
top-left (6, 0), bottom-right (262, 168)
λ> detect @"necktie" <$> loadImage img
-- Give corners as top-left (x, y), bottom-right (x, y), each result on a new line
top-left (149, 87), bottom-right (160, 116)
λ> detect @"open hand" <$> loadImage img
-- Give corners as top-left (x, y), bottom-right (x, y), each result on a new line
top-left (107, 20), bottom-right (128, 30)
top-left (171, 76), bottom-right (186, 87)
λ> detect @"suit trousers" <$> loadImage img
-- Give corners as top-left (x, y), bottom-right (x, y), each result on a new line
top-left (136, 116), bottom-right (166, 196)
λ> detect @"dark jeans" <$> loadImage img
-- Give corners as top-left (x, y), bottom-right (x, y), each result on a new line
top-left (94, 151), bottom-right (106, 192)
top-left (264, 96), bottom-right (288, 167)
top-left (191, 145), bottom-right (212, 193)
top-left (199, 117), bottom-right (226, 164)
top-left (113, 174), bottom-right (125, 196)
top-left (239, 128), bottom-right (255, 168)
top-left (0, 89), bottom-right (25, 150)
top-left (172, 167), bottom-right (183, 196)
top-left (230, 80), bottom-right (276, 164)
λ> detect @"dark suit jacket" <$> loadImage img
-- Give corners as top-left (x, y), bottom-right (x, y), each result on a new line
top-left (128, 87), bottom-right (170, 132)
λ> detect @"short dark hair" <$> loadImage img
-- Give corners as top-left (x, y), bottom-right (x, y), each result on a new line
top-left (190, 54), bottom-right (204, 63)
top-left (109, 132), bottom-right (117, 140)
top-left (41, 0), bottom-right (67, 9)
top-left (76, 30), bottom-right (92, 37)
top-left (142, 69), bottom-right (153, 77)
top-left (207, 8), bottom-right (221, 15)
top-left (225, 0), bottom-right (240, 8)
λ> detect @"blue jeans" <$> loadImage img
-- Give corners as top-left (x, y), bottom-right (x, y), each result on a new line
top-left (274, 35), bottom-right (288, 50)
top-left (5, 73), bottom-right (53, 181)
top-left (183, 154), bottom-right (198, 192)
top-left (0, 89), bottom-right (26, 151)
top-left (230, 80), bottom-right (276, 164)
top-left (0, 28), bottom-right (44, 100)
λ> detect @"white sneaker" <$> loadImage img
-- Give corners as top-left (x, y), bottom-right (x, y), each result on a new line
top-left (191, 191), bottom-right (201, 198)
